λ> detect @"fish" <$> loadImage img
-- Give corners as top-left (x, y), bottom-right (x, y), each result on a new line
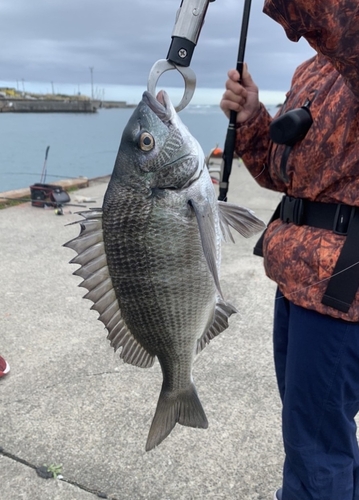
top-left (64, 90), bottom-right (266, 451)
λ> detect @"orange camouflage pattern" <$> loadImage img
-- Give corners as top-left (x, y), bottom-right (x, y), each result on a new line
top-left (235, 0), bottom-right (359, 321)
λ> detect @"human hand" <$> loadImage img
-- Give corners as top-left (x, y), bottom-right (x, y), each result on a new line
top-left (220, 64), bottom-right (260, 123)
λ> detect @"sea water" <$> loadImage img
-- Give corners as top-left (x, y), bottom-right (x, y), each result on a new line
top-left (0, 104), bottom-right (277, 192)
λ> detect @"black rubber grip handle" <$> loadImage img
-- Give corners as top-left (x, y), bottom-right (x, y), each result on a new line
top-left (167, 37), bottom-right (196, 67)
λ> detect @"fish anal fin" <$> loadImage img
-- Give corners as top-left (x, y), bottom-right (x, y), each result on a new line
top-left (218, 201), bottom-right (266, 240)
top-left (196, 299), bottom-right (237, 354)
top-left (146, 383), bottom-right (208, 452)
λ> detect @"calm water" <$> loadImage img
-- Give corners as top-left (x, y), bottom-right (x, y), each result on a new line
top-left (0, 104), bottom-right (276, 192)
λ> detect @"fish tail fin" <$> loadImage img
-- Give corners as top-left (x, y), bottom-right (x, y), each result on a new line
top-left (145, 383), bottom-right (208, 452)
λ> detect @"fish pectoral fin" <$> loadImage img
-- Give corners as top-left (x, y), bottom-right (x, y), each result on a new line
top-left (218, 201), bottom-right (266, 240)
top-left (196, 299), bottom-right (237, 354)
top-left (146, 383), bottom-right (208, 452)
top-left (65, 210), bottom-right (155, 369)
top-left (189, 197), bottom-right (222, 297)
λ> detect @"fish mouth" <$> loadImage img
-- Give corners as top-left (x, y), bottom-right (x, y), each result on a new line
top-left (142, 90), bottom-right (172, 123)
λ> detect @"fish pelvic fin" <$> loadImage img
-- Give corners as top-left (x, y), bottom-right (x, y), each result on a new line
top-left (218, 201), bottom-right (266, 240)
top-left (145, 383), bottom-right (208, 452)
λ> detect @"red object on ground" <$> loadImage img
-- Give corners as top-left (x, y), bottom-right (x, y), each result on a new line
top-left (0, 356), bottom-right (10, 377)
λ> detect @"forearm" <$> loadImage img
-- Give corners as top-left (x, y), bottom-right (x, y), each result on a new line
top-left (235, 103), bottom-right (278, 190)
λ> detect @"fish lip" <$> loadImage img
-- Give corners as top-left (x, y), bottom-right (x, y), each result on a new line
top-left (142, 90), bottom-right (172, 122)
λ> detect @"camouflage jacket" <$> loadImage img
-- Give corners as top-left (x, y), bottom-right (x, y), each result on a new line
top-left (235, 0), bottom-right (359, 321)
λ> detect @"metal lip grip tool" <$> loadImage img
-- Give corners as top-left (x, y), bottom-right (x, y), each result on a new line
top-left (147, 0), bottom-right (216, 112)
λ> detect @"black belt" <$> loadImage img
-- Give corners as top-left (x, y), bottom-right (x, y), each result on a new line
top-left (279, 195), bottom-right (356, 234)
top-left (253, 195), bottom-right (359, 313)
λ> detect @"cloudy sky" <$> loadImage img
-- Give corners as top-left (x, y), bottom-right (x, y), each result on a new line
top-left (0, 0), bottom-right (315, 102)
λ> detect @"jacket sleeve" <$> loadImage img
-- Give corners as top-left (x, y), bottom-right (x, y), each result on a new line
top-left (263, 0), bottom-right (359, 99)
top-left (235, 103), bottom-right (279, 191)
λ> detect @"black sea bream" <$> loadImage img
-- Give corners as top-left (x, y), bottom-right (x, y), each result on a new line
top-left (65, 90), bottom-right (265, 451)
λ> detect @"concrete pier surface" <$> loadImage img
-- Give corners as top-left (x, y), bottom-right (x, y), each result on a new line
top-left (0, 165), bottom-right (284, 500)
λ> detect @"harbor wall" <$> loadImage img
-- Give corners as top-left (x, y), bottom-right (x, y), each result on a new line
top-left (0, 99), bottom-right (98, 113)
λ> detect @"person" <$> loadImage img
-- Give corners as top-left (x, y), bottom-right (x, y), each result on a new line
top-left (0, 355), bottom-right (10, 377)
top-left (220, 1), bottom-right (359, 499)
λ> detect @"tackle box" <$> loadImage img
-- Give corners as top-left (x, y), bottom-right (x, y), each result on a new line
top-left (30, 183), bottom-right (70, 208)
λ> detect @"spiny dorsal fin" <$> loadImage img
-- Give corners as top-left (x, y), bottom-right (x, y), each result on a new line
top-left (64, 209), bottom-right (155, 369)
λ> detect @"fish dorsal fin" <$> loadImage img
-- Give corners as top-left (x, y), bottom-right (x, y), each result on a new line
top-left (196, 299), bottom-right (237, 354)
top-left (218, 201), bottom-right (266, 241)
top-left (64, 210), bottom-right (155, 369)
top-left (189, 197), bottom-right (223, 298)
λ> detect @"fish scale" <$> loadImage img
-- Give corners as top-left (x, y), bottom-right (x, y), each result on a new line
top-left (104, 196), bottom-right (155, 326)
top-left (65, 90), bottom-right (266, 451)
top-left (104, 186), bottom-right (214, 359)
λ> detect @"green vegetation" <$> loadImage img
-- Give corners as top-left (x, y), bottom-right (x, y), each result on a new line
top-left (0, 86), bottom-right (91, 101)
top-left (45, 463), bottom-right (63, 479)
top-left (0, 198), bottom-right (26, 210)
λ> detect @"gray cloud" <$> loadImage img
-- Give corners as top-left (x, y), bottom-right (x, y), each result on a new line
top-left (0, 0), bottom-right (315, 92)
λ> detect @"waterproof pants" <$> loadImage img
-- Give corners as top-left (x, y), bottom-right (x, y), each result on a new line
top-left (273, 288), bottom-right (359, 500)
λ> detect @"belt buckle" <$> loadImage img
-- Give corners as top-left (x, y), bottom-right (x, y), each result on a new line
top-left (280, 196), bottom-right (304, 225)
top-left (333, 204), bottom-right (355, 235)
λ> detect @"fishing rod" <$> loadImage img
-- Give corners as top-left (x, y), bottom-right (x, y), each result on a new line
top-left (218, 0), bottom-right (252, 202)
top-left (40, 145), bottom-right (50, 184)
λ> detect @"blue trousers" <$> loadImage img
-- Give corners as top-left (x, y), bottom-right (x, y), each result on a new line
top-left (273, 288), bottom-right (359, 500)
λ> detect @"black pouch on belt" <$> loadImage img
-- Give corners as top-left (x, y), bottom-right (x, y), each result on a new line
top-left (270, 104), bottom-right (313, 182)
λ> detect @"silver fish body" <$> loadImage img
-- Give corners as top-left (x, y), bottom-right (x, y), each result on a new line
top-left (65, 90), bottom-right (265, 451)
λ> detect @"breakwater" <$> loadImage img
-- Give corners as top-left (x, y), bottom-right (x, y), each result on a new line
top-left (0, 99), bottom-right (135, 113)
top-left (0, 87), bottom-right (136, 113)
top-left (0, 98), bottom-right (99, 113)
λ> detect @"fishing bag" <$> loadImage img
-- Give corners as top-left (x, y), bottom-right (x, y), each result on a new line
top-left (30, 183), bottom-right (70, 208)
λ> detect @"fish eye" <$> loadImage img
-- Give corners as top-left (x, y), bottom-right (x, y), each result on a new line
top-left (139, 132), bottom-right (155, 152)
